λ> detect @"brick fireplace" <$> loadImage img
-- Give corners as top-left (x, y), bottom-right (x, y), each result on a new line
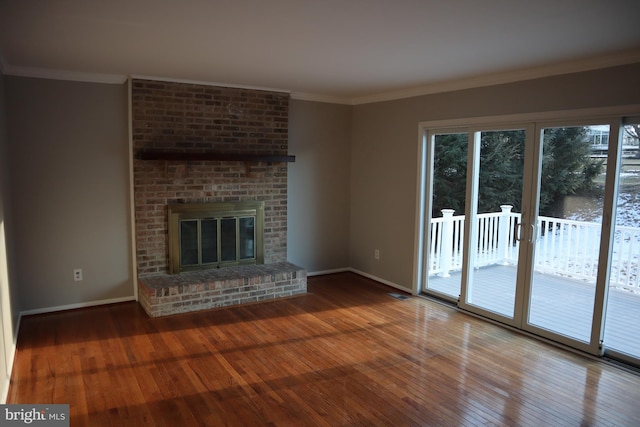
top-left (131, 78), bottom-right (306, 316)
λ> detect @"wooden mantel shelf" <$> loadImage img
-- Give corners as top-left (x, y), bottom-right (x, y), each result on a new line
top-left (137, 151), bottom-right (296, 163)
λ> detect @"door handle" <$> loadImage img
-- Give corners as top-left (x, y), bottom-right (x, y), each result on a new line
top-left (515, 222), bottom-right (523, 242)
top-left (528, 223), bottom-right (535, 243)
top-left (515, 222), bottom-right (536, 243)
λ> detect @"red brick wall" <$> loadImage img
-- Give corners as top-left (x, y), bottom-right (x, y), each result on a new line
top-left (131, 79), bottom-right (289, 276)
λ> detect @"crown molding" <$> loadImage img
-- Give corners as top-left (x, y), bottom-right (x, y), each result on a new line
top-left (290, 91), bottom-right (352, 105)
top-left (130, 74), bottom-right (291, 95)
top-left (350, 48), bottom-right (640, 105)
top-left (2, 48), bottom-right (638, 104)
top-left (5, 65), bottom-right (127, 84)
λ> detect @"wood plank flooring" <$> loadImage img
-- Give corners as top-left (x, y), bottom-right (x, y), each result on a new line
top-left (8, 272), bottom-right (640, 426)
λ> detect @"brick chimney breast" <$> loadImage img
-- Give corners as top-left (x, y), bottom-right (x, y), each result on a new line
top-left (131, 79), bottom-right (290, 277)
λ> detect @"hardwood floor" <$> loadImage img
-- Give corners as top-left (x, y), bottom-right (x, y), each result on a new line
top-left (8, 272), bottom-right (640, 426)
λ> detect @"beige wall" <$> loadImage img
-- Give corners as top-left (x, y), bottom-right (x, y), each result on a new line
top-left (6, 77), bottom-right (133, 311)
top-left (350, 63), bottom-right (640, 290)
top-left (288, 100), bottom-right (351, 272)
top-left (3, 78), bottom-right (354, 314)
top-left (3, 62), bottom-right (640, 311)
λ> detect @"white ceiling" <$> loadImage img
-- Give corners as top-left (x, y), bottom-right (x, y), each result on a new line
top-left (1, 0), bottom-right (639, 104)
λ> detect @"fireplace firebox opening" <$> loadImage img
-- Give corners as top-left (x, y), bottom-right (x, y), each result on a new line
top-left (168, 201), bottom-right (264, 274)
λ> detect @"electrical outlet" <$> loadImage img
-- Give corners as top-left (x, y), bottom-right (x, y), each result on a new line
top-left (374, 249), bottom-right (380, 260)
top-left (73, 269), bottom-right (83, 282)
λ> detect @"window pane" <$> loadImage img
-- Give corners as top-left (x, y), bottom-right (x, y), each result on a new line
top-left (426, 132), bottom-right (468, 299)
top-left (221, 218), bottom-right (237, 262)
top-left (180, 220), bottom-right (199, 266)
top-left (201, 219), bottom-right (218, 264)
top-left (466, 129), bottom-right (525, 318)
top-left (528, 125), bottom-right (607, 342)
top-left (603, 122), bottom-right (640, 358)
top-left (239, 217), bottom-right (255, 260)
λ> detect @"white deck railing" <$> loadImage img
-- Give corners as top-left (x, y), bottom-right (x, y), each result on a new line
top-left (429, 206), bottom-right (640, 292)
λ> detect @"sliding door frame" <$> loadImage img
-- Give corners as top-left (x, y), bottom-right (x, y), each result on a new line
top-left (414, 105), bottom-right (640, 360)
top-left (517, 117), bottom-right (621, 355)
top-left (603, 116), bottom-right (640, 365)
top-left (415, 126), bottom-right (470, 303)
top-left (457, 123), bottom-right (535, 329)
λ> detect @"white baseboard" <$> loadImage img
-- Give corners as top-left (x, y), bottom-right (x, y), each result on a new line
top-left (20, 295), bottom-right (136, 317)
top-left (306, 267), bottom-right (413, 294)
top-left (348, 268), bottom-right (413, 294)
top-left (307, 267), bottom-right (351, 276)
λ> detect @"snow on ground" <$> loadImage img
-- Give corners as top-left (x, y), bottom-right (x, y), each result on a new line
top-left (565, 169), bottom-right (639, 227)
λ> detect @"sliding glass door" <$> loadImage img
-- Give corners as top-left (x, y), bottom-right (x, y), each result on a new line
top-left (602, 119), bottom-right (640, 362)
top-left (421, 131), bottom-right (468, 301)
top-left (418, 115), bottom-right (639, 362)
top-left (525, 125), bottom-right (610, 346)
top-left (459, 128), bottom-right (529, 324)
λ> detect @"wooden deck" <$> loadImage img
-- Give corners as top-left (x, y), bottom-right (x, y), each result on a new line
top-left (7, 272), bottom-right (640, 426)
top-left (427, 265), bottom-right (640, 358)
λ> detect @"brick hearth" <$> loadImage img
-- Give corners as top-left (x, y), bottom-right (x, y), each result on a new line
top-left (139, 262), bottom-right (306, 317)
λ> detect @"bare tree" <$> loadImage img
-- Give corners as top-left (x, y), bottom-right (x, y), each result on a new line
top-left (624, 125), bottom-right (640, 159)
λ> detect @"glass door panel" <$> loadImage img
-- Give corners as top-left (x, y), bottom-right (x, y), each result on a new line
top-left (527, 125), bottom-right (609, 342)
top-left (220, 218), bottom-right (237, 262)
top-left (201, 219), bottom-right (218, 264)
top-left (239, 217), bottom-right (256, 260)
top-left (464, 129), bottom-right (526, 319)
top-left (425, 132), bottom-right (468, 299)
top-left (603, 122), bottom-right (640, 359)
top-left (180, 220), bottom-right (199, 266)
